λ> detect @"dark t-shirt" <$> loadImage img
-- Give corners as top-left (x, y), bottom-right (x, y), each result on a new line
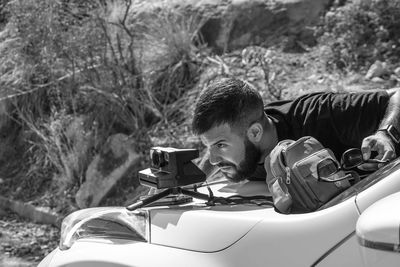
top-left (249, 90), bottom-right (390, 180)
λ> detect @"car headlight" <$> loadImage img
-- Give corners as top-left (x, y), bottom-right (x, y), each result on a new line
top-left (59, 207), bottom-right (149, 250)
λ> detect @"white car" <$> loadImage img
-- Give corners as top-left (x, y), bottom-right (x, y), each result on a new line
top-left (39, 158), bottom-right (400, 267)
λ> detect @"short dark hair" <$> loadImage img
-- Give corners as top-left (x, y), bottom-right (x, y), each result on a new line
top-left (192, 78), bottom-right (264, 135)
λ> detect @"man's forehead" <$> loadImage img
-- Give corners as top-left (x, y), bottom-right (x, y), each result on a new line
top-left (200, 124), bottom-right (236, 145)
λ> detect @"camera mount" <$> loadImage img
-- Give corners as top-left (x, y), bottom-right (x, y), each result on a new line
top-left (126, 186), bottom-right (211, 211)
top-left (125, 147), bottom-right (274, 211)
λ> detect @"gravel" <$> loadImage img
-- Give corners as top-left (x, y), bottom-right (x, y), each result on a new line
top-left (0, 209), bottom-right (60, 266)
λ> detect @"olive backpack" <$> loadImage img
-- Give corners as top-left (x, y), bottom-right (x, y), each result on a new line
top-left (264, 136), bottom-right (351, 214)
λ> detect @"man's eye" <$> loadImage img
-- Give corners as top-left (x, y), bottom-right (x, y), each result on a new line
top-left (216, 143), bottom-right (226, 148)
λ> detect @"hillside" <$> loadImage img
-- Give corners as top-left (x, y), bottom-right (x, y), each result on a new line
top-left (0, 0), bottom-right (400, 229)
top-left (1, 0), bottom-right (400, 264)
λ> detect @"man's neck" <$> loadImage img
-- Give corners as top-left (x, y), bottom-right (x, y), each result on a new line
top-left (257, 115), bottom-right (278, 164)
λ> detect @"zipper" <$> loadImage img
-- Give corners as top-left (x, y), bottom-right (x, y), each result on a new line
top-left (285, 167), bottom-right (291, 184)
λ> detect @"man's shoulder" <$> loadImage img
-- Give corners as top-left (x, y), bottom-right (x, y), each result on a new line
top-left (263, 91), bottom-right (329, 112)
top-left (264, 89), bottom-right (389, 109)
top-left (263, 89), bottom-right (390, 128)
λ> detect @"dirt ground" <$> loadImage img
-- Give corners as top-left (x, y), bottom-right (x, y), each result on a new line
top-left (0, 209), bottom-right (59, 266)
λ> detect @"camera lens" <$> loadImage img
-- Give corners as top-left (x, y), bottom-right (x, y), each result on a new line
top-left (151, 150), bottom-right (166, 168)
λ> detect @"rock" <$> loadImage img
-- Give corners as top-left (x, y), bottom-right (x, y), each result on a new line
top-left (206, 0), bottom-right (330, 52)
top-left (394, 67), bottom-right (400, 77)
top-left (365, 60), bottom-right (389, 80)
top-left (241, 45), bottom-right (271, 67)
top-left (387, 75), bottom-right (398, 88)
top-left (75, 133), bottom-right (141, 208)
top-left (119, 0), bottom-right (331, 53)
top-left (0, 196), bottom-right (61, 227)
top-left (390, 74), bottom-right (400, 82)
top-left (371, 77), bottom-right (385, 83)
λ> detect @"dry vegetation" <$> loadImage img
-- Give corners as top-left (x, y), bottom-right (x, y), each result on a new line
top-left (0, 0), bottom-right (399, 213)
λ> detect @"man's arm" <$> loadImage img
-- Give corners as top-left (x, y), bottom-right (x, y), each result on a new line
top-left (360, 88), bottom-right (400, 170)
top-left (378, 88), bottom-right (400, 130)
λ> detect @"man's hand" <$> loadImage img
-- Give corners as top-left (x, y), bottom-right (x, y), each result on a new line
top-left (359, 131), bottom-right (396, 171)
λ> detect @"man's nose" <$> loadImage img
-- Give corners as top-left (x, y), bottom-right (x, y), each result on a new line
top-left (208, 150), bottom-right (222, 166)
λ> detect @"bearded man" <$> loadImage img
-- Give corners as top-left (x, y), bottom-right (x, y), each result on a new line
top-left (192, 78), bottom-right (400, 182)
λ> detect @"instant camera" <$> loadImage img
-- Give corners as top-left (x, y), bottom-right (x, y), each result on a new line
top-left (138, 147), bottom-right (206, 189)
top-left (127, 147), bottom-right (207, 210)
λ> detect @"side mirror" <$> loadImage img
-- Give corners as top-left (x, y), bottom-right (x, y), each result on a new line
top-left (356, 193), bottom-right (400, 266)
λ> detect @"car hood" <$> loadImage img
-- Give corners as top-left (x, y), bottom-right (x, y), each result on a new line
top-left (147, 180), bottom-right (273, 252)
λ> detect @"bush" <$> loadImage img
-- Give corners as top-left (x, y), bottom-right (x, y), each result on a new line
top-left (0, 0), bottom-right (206, 209)
top-left (318, 0), bottom-right (400, 71)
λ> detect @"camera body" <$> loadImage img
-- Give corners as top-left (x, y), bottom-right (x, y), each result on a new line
top-left (138, 147), bottom-right (206, 189)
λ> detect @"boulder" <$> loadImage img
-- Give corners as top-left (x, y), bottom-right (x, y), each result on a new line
top-left (108, 0), bottom-right (332, 53)
top-left (394, 67), bottom-right (400, 77)
top-left (201, 0), bottom-right (331, 52)
top-left (75, 133), bottom-right (141, 208)
top-left (365, 60), bottom-right (389, 80)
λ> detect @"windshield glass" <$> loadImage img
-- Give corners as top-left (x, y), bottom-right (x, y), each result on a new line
top-left (319, 158), bottom-right (400, 209)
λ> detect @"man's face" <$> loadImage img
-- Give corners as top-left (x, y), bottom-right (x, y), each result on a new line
top-left (200, 123), bottom-right (261, 182)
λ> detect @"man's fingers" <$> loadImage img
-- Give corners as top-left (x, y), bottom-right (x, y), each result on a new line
top-left (361, 138), bottom-right (376, 160)
top-left (358, 132), bottom-right (397, 171)
top-left (382, 150), bottom-right (395, 161)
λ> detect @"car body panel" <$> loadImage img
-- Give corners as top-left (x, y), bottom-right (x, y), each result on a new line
top-left (212, 197), bottom-right (360, 267)
top-left (358, 247), bottom-right (400, 267)
top-left (43, 240), bottom-right (226, 267)
top-left (355, 160), bottom-right (400, 213)
top-left (149, 180), bottom-right (273, 252)
top-left (39, 159), bottom-right (400, 267)
top-left (149, 205), bottom-right (269, 252)
top-left (314, 233), bottom-right (365, 267)
top-left (40, 195), bottom-right (360, 267)
top-left (357, 192), bottom-right (400, 245)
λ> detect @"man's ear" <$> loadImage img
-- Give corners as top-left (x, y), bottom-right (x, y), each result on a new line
top-left (247, 123), bottom-right (263, 143)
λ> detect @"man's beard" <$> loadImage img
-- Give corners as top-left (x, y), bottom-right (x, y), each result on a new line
top-left (218, 138), bottom-right (262, 182)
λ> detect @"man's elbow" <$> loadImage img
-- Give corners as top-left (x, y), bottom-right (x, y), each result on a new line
top-left (387, 87), bottom-right (400, 97)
